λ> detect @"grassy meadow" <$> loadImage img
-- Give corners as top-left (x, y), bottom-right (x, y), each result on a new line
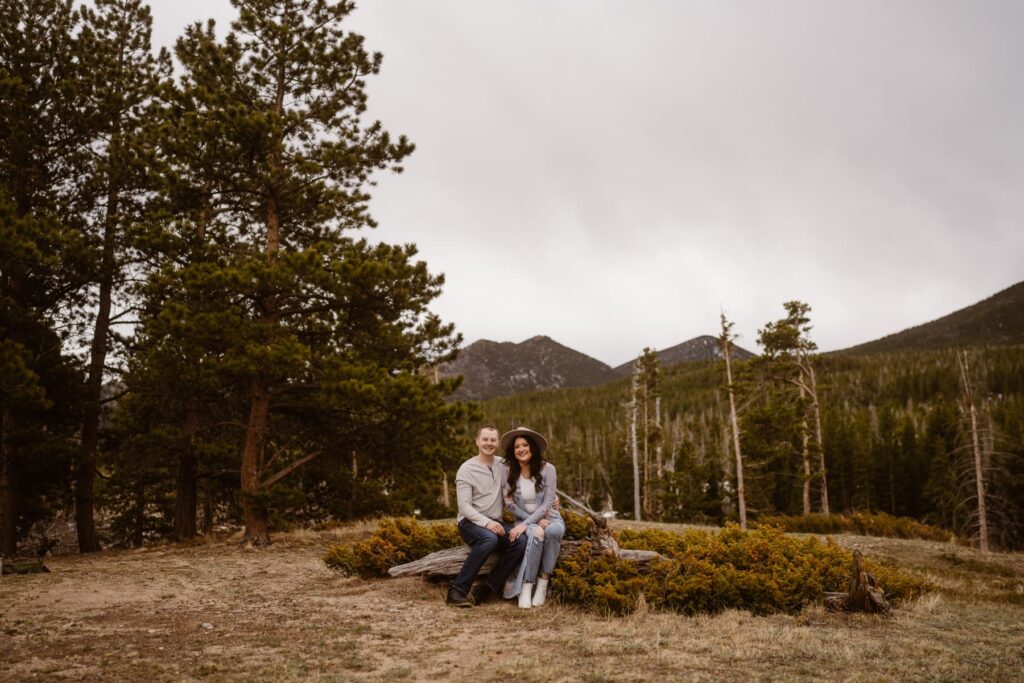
top-left (1, 521), bottom-right (1022, 682)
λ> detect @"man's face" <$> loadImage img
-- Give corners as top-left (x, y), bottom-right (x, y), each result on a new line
top-left (475, 428), bottom-right (499, 456)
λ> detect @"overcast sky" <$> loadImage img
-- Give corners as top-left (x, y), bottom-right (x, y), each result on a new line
top-left (149, 0), bottom-right (1024, 367)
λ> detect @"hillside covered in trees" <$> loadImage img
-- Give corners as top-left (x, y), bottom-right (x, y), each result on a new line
top-left (482, 340), bottom-right (1024, 550)
top-left (838, 280), bottom-right (1024, 355)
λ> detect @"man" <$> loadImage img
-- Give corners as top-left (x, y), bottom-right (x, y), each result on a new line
top-left (446, 425), bottom-right (528, 607)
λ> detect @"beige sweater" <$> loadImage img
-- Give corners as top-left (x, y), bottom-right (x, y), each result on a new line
top-left (455, 456), bottom-right (507, 527)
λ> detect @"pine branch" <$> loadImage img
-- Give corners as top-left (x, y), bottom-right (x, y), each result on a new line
top-left (261, 450), bottom-right (323, 489)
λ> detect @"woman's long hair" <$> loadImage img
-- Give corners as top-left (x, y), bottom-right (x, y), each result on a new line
top-left (505, 435), bottom-right (546, 495)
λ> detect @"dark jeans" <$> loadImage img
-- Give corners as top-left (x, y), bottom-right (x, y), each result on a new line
top-left (450, 519), bottom-right (528, 596)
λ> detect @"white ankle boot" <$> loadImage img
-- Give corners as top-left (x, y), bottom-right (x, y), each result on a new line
top-left (533, 578), bottom-right (549, 607)
top-left (518, 583), bottom-right (533, 609)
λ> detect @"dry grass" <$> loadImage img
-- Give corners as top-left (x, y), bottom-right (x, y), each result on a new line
top-left (1, 523), bottom-right (1022, 682)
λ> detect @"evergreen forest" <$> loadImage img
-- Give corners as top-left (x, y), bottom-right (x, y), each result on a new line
top-left (484, 341), bottom-right (1024, 550)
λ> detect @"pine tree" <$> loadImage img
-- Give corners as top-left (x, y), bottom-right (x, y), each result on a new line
top-left (162, 0), bottom-right (460, 546)
top-left (0, 0), bottom-right (90, 556)
top-left (127, 18), bottom-right (246, 541)
top-left (633, 348), bottom-right (661, 517)
top-left (72, 0), bottom-right (170, 552)
top-left (758, 301), bottom-right (829, 514)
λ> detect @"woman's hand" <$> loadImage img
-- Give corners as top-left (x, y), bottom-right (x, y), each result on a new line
top-left (538, 519), bottom-right (551, 529)
top-left (508, 523), bottom-right (527, 541)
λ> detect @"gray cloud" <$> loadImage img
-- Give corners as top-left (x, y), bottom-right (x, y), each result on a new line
top-left (150, 0), bottom-right (1024, 366)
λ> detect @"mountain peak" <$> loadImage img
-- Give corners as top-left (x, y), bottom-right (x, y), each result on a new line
top-left (612, 335), bottom-right (756, 376)
top-left (439, 336), bottom-right (614, 401)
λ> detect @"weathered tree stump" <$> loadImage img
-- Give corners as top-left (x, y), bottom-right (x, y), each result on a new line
top-left (387, 489), bottom-right (665, 579)
top-left (824, 549), bottom-right (891, 614)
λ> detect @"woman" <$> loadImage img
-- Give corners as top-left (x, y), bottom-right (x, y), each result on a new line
top-left (499, 426), bottom-right (565, 609)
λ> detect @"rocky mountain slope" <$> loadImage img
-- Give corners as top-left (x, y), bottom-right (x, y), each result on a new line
top-left (440, 335), bottom-right (616, 401)
top-left (441, 334), bottom-right (757, 400)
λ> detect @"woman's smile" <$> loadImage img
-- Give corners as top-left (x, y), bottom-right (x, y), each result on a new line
top-left (514, 437), bottom-right (532, 464)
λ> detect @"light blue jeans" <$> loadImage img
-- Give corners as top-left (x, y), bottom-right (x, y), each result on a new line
top-left (503, 517), bottom-right (566, 598)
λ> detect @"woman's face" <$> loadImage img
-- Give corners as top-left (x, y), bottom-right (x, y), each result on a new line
top-left (514, 437), bottom-right (533, 466)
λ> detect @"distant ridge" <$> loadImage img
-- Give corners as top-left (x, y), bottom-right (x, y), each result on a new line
top-left (439, 335), bottom-right (616, 401)
top-left (613, 335), bottom-right (756, 377)
top-left (838, 280), bottom-right (1024, 356)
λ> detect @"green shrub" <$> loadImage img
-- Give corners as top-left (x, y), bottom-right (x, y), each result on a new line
top-left (561, 509), bottom-right (596, 540)
top-left (325, 517), bottom-right (932, 616)
top-left (576, 524), bottom-right (932, 615)
top-left (755, 512), bottom-right (953, 542)
top-left (323, 517), bottom-right (461, 577)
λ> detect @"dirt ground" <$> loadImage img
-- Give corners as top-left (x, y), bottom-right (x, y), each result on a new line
top-left (1, 523), bottom-right (1023, 682)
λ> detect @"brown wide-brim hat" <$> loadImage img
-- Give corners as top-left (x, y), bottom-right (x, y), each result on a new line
top-left (500, 427), bottom-right (548, 455)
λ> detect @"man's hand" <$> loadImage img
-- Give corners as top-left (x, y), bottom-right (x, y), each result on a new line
top-left (508, 523), bottom-right (527, 541)
top-left (538, 519), bottom-right (551, 529)
top-left (486, 520), bottom-right (505, 536)
top-left (552, 497), bottom-right (561, 511)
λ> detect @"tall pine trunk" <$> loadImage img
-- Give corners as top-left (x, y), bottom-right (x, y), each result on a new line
top-left (800, 383), bottom-right (811, 515)
top-left (241, 375), bottom-right (272, 546)
top-left (77, 181), bottom-right (120, 554)
top-left (174, 189), bottom-right (210, 542)
top-left (723, 338), bottom-right (746, 530)
top-left (630, 377), bottom-right (641, 521)
top-left (642, 388), bottom-right (650, 518)
top-left (655, 395), bottom-right (663, 481)
top-left (238, 58), bottom-right (286, 547)
top-left (174, 400), bottom-right (199, 540)
top-left (809, 365), bottom-right (829, 514)
top-left (1, 406), bottom-right (16, 557)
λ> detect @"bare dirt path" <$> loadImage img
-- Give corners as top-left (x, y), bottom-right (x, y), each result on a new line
top-left (1, 528), bottom-right (1022, 682)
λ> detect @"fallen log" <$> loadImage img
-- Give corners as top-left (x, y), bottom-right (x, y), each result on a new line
top-left (824, 549), bottom-right (891, 614)
top-left (387, 489), bottom-right (665, 579)
top-left (387, 540), bottom-right (664, 578)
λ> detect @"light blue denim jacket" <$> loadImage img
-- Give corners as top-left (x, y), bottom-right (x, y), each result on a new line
top-left (505, 462), bottom-right (561, 525)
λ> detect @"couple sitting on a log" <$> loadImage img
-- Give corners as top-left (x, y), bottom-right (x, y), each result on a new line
top-left (446, 425), bottom-right (565, 609)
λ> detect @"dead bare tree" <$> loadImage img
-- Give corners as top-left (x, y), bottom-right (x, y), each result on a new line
top-left (630, 374), bottom-right (642, 521)
top-left (719, 313), bottom-right (747, 530)
top-left (800, 384), bottom-right (812, 515)
top-left (958, 350), bottom-right (989, 553)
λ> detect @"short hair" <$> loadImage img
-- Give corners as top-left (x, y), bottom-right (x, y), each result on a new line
top-left (477, 424), bottom-right (499, 437)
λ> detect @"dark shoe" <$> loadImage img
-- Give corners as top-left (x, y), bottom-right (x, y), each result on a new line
top-left (446, 588), bottom-right (473, 608)
top-left (471, 583), bottom-right (495, 605)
